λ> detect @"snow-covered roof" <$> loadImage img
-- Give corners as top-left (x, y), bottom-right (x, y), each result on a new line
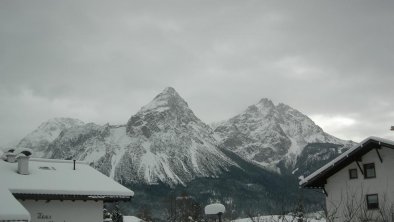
top-left (0, 157), bottom-right (134, 221)
top-left (123, 216), bottom-right (144, 222)
top-left (204, 203), bottom-right (226, 215)
top-left (1, 158), bottom-right (134, 197)
top-left (0, 189), bottom-right (30, 221)
top-left (300, 136), bottom-right (394, 188)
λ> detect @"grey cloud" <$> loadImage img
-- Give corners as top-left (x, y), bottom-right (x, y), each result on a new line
top-left (1, 0), bottom-right (394, 145)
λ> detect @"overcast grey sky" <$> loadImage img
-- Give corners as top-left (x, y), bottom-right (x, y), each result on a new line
top-left (1, 0), bottom-right (394, 145)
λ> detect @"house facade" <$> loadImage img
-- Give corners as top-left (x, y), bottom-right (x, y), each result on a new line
top-left (0, 149), bottom-right (134, 222)
top-left (301, 137), bottom-right (394, 221)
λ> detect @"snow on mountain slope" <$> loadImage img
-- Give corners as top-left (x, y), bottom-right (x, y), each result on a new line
top-left (16, 117), bottom-right (84, 157)
top-left (43, 87), bottom-right (235, 186)
top-left (14, 89), bottom-right (354, 185)
top-left (120, 87), bottom-right (235, 185)
top-left (214, 98), bottom-right (355, 171)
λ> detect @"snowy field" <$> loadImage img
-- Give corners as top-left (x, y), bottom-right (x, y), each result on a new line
top-left (233, 213), bottom-right (326, 222)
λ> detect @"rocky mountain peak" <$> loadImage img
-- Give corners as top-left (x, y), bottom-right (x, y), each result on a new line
top-left (139, 87), bottom-right (188, 113)
top-left (245, 98), bottom-right (276, 117)
top-left (162, 86), bottom-right (177, 95)
top-left (126, 87), bottom-right (202, 137)
top-left (276, 102), bottom-right (291, 110)
top-left (12, 90), bottom-right (355, 189)
top-left (214, 98), bottom-right (355, 170)
top-left (16, 117), bottom-right (85, 157)
top-left (257, 98), bottom-right (275, 106)
top-left (36, 117), bottom-right (84, 130)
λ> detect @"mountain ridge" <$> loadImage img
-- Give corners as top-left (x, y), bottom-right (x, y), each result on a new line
top-left (213, 97), bottom-right (355, 172)
top-left (10, 87), bottom-right (358, 219)
top-left (24, 88), bottom-right (236, 186)
top-left (13, 87), bottom-right (355, 184)
top-left (16, 117), bottom-right (85, 157)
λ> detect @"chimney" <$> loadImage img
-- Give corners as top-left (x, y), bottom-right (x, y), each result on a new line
top-left (6, 152), bottom-right (17, 163)
top-left (17, 149), bottom-right (33, 175)
top-left (17, 154), bottom-right (30, 175)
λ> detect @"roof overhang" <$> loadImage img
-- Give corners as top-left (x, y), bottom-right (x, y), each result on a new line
top-left (0, 189), bottom-right (31, 222)
top-left (300, 137), bottom-right (394, 189)
top-left (13, 193), bottom-right (132, 202)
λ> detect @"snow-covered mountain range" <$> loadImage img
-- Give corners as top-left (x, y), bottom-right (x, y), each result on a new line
top-left (13, 87), bottom-right (355, 185)
top-left (213, 98), bottom-right (354, 172)
top-left (16, 88), bottom-right (234, 186)
top-left (16, 117), bottom-right (84, 157)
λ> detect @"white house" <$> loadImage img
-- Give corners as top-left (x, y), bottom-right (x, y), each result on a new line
top-left (0, 149), bottom-right (134, 222)
top-left (300, 137), bottom-right (394, 221)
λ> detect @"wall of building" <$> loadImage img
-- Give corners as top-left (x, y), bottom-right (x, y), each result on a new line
top-left (19, 199), bottom-right (103, 222)
top-left (325, 146), bottom-right (394, 221)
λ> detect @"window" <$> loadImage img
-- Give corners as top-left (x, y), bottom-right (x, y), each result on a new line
top-left (349, 168), bottom-right (358, 179)
top-left (366, 194), bottom-right (379, 209)
top-left (364, 163), bottom-right (376, 178)
top-left (39, 166), bottom-right (56, 170)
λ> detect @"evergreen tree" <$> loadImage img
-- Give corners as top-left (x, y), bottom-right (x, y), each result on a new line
top-left (103, 208), bottom-right (112, 220)
top-left (137, 205), bottom-right (153, 222)
top-left (112, 204), bottom-right (123, 222)
top-left (295, 191), bottom-right (305, 222)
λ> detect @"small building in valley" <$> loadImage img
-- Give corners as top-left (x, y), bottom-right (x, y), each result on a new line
top-left (300, 137), bottom-right (394, 221)
top-left (123, 215), bottom-right (144, 222)
top-left (0, 149), bottom-right (134, 222)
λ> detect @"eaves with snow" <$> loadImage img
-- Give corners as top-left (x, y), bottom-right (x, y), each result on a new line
top-left (300, 136), bottom-right (394, 189)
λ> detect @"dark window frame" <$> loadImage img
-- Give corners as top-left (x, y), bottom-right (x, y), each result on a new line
top-left (363, 163), bottom-right (376, 179)
top-left (349, 168), bottom-right (358, 179)
top-left (366, 194), bottom-right (379, 210)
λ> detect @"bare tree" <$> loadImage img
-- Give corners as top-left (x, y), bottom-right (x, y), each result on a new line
top-left (321, 184), bottom-right (394, 222)
top-left (375, 192), bottom-right (393, 222)
top-left (164, 191), bottom-right (203, 222)
top-left (319, 198), bottom-right (340, 222)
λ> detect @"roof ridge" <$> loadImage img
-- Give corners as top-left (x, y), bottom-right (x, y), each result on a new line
top-left (29, 158), bottom-right (89, 165)
top-left (300, 136), bottom-right (394, 187)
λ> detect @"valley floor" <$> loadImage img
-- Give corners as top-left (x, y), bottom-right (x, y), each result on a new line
top-left (233, 213), bottom-right (326, 222)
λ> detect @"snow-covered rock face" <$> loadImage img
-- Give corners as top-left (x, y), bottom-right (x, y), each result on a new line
top-left (16, 118), bottom-right (84, 157)
top-left (121, 87), bottom-right (235, 185)
top-left (126, 87), bottom-right (202, 137)
top-left (214, 98), bottom-right (355, 171)
top-left (14, 88), bottom-right (355, 186)
top-left (37, 87), bottom-right (234, 186)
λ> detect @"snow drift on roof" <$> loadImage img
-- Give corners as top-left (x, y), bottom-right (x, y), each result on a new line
top-left (204, 203), bottom-right (226, 215)
top-left (0, 158), bottom-right (134, 197)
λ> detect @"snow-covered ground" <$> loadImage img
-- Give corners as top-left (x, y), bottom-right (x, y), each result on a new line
top-left (233, 213), bottom-right (326, 222)
top-left (123, 215), bottom-right (143, 222)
